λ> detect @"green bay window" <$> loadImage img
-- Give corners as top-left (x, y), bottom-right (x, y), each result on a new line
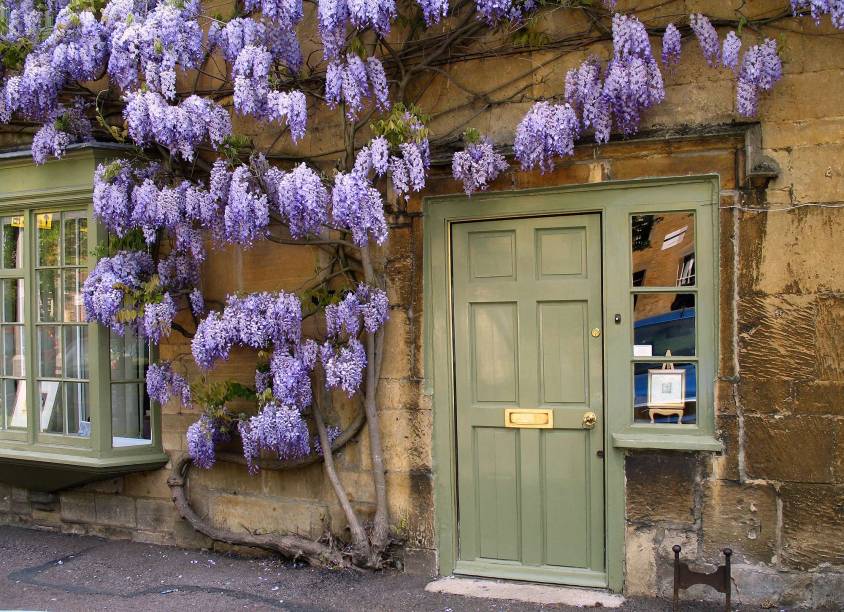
top-left (0, 145), bottom-right (167, 491)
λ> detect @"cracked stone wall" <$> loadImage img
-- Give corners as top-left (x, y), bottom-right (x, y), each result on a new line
top-left (1, 1), bottom-right (843, 607)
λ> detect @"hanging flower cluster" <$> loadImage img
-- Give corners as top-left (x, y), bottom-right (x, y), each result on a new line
top-left (187, 414), bottom-right (229, 469)
top-left (514, 101), bottom-right (580, 172)
top-left (318, 0), bottom-right (396, 59)
top-left (690, 13), bottom-right (721, 67)
top-left (124, 91), bottom-right (231, 161)
top-left (318, 284), bottom-right (387, 395)
top-left (662, 23), bottom-right (682, 66)
top-left (474, 0), bottom-right (537, 24)
top-left (147, 361), bottom-right (192, 407)
top-left (452, 136), bottom-right (508, 195)
top-left (81, 250), bottom-right (155, 334)
top-left (722, 31), bottom-right (742, 70)
top-left (232, 45), bottom-right (308, 139)
top-left (325, 55), bottom-right (390, 119)
top-left (791, 0), bottom-right (844, 28)
top-left (208, 17), bottom-right (302, 71)
top-left (736, 39), bottom-right (783, 116)
top-left (32, 103), bottom-right (92, 164)
top-left (107, 0), bottom-right (204, 99)
top-left (239, 402), bottom-right (311, 473)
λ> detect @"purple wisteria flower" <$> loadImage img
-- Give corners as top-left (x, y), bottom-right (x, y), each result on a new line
top-left (107, 0), bottom-right (204, 99)
top-left (474, 0), bottom-right (537, 24)
top-left (243, 0), bottom-right (304, 26)
top-left (147, 361), bottom-right (191, 407)
top-left (791, 0), bottom-right (844, 28)
top-left (224, 165), bottom-right (270, 246)
top-left (124, 90), bottom-right (231, 160)
top-left (324, 284), bottom-right (389, 338)
top-left (736, 39), bottom-right (783, 117)
top-left (320, 338), bottom-right (367, 396)
top-left (601, 13), bottom-right (664, 136)
top-left (189, 288), bottom-right (205, 317)
top-left (264, 163), bottom-right (329, 238)
top-left (514, 101), bottom-right (580, 172)
top-left (187, 414), bottom-right (225, 469)
top-left (690, 13), bottom-right (721, 67)
top-left (417, 0), bottom-right (449, 24)
top-left (662, 23), bottom-right (682, 66)
top-left (142, 293), bottom-right (176, 343)
top-left (270, 341), bottom-right (317, 408)
top-left (191, 291), bottom-right (303, 369)
top-left (318, 0), bottom-right (394, 58)
top-left (325, 55), bottom-right (391, 118)
top-left (31, 104), bottom-right (92, 164)
top-left (452, 139), bottom-right (509, 195)
top-left (239, 402), bottom-right (311, 474)
top-left (331, 171), bottom-right (388, 246)
top-left (722, 31), bottom-right (742, 70)
top-left (565, 56), bottom-right (612, 144)
top-left (81, 250), bottom-right (155, 335)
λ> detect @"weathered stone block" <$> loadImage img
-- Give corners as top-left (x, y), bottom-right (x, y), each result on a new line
top-left (624, 526), bottom-right (657, 596)
top-left (122, 469), bottom-right (172, 499)
top-left (701, 481), bottom-right (778, 564)
top-left (379, 311), bottom-right (412, 379)
top-left (136, 498), bottom-right (180, 532)
top-left (94, 495), bottom-right (136, 528)
top-left (625, 452), bottom-right (698, 525)
top-left (737, 294), bottom-right (818, 385)
top-left (211, 494), bottom-right (328, 539)
top-left (744, 414), bottom-right (835, 483)
top-left (0, 483), bottom-right (11, 512)
top-left (712, 414), bottom-right (739, 481)
top-left (60, 492), bottom-right (96, 523)
top-left (781, 484), bottom-right (844, 570)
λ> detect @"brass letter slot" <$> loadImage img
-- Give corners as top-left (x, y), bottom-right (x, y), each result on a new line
top-left (504, 408), bottom-right (553, 429)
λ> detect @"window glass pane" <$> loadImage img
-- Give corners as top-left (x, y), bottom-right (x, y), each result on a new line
top-left (65, 382), bottom-right (89, 436)
top-left (36, 213), bottom-right (60, 267)
top-left (3, 326), bottom-right (25, 377)
top-left (3, 379), bottom-right (26, 429)
top-left (110, 331), bottom-right (148, 381)
top-left (37, 326), bottom-right (61, 377)
top-left (63, 325), bottom-right (88, 379)
top-left (1, 215), bottom-right (24, 269)
top-left (63, 211), bottom-right (88, 267)
top-left (633, 362), bottom-right (697, 425)
top-left (2, 278), bottom-right (24, 322)
top-left (63, 269), bottom-right (87, 322)
top-left (37, 269), bottom-right (60, 322)
top-left (39, 380), bottom-right (63, 433)
top-left (631, 213), bottom-right (695, 287)
top-left (112, 382), bottom-right (151, 446)
top-left (633, 293), bottom-right (695, 357)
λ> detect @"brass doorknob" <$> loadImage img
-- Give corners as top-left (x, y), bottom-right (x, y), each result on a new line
top-left (582, 412), bottom-right (597, 429)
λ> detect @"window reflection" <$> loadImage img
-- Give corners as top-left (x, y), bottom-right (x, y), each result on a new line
top-left (631, 213), bottom-right (695, 287)
top-left (633, 293), bottom-right (695, 356)
top-left (633, 362), bottom-right (697, 425)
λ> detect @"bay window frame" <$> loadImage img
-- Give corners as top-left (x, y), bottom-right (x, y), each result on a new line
top-left (0, 145), bottom-right (167, 490)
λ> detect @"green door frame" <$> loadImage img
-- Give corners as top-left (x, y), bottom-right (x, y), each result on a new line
top-left (423, 175), bottom-right (720, 593)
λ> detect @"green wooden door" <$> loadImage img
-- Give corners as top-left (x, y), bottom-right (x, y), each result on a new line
top-left (451, 213), bottom-right (606, 586)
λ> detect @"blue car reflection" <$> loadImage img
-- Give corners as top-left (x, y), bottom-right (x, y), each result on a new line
top-left (634, 307), bottom-right (696, 424)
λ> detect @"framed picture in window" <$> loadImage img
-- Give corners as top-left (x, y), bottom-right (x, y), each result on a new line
top-left (647, 367), bottom-right (685, 407)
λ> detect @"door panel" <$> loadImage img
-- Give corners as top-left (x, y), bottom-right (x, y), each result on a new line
top-left (452, 213), bottom-right (605, 586)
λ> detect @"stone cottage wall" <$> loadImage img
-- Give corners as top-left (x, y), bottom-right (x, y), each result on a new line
top-left (1, 1), bottom-right (843, 607)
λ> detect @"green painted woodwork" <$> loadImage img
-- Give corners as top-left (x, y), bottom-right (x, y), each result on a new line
top-left (0, 145), bottom-right (167, 491)
top-left (424, 175), bottom-right (721, 592)
top-left (451, 215), bottom-right (605, 584)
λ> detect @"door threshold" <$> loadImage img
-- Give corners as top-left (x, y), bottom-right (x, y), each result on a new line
top-left (425, 576), bottom-right (625, 608)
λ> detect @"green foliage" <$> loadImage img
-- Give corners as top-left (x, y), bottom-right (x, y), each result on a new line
top-left (511, 16), bottom-right (549, 49)
top-left (221, 134), bottom-right (253, 161)
top-left (462, 127), bottom-right (482, 145)
top-left (192, 378), bottom-right (258, 436)
top-left (0, 38), bottom-right (33, 71)
top-left (370, 103), bottom-right (430, 147)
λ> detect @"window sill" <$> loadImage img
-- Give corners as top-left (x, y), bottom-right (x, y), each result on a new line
top-left (611, 433), bottom-right (723, 452)
top-left (0, 446), bottom-right (169, 492)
